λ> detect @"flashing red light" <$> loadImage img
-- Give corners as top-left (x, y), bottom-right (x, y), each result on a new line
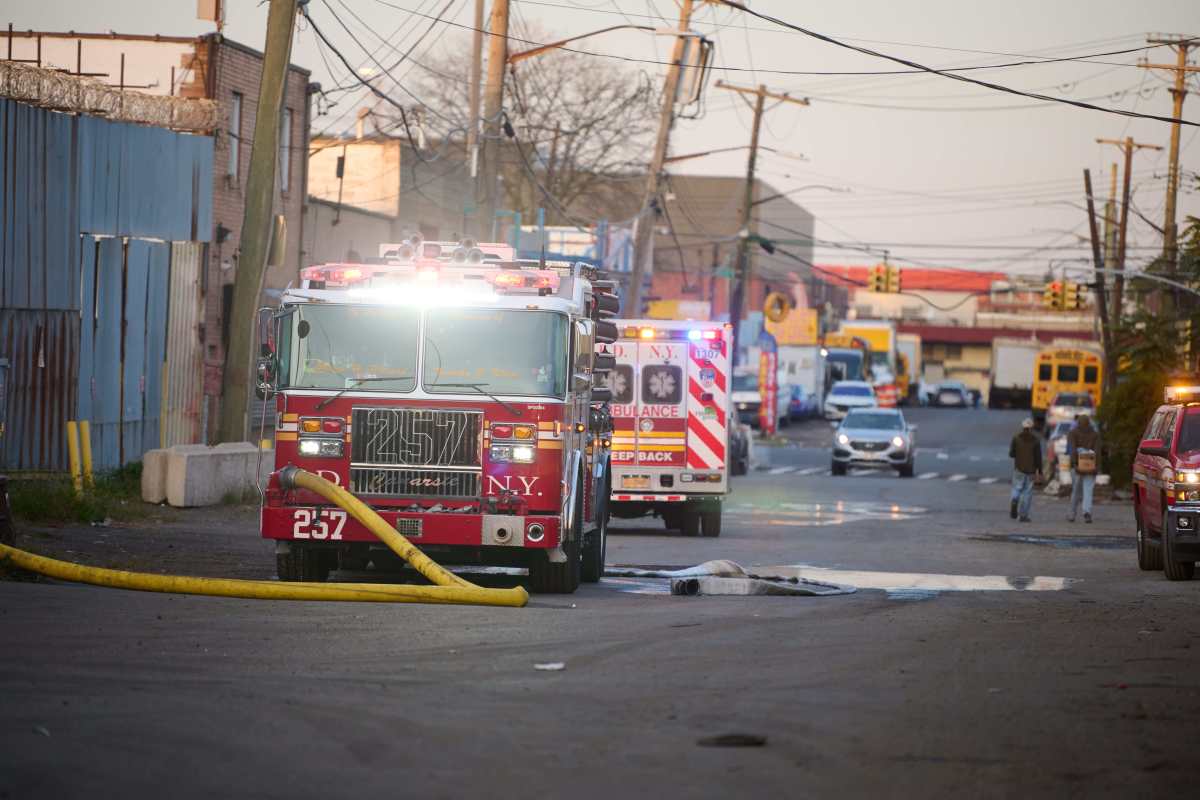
top-left (301, 265), bottom-right (366, 285)
top-left (532, 276), bottom-right (556, 289)
top-left (493, 272), bottom-right (526, 288)
top-left (322, 419), bottom-right (343, 434)
top-left (491, 424), bottom-right (514, 439)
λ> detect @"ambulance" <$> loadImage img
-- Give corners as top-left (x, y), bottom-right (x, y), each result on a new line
top-left (602, 319), bottom-right (733, 537)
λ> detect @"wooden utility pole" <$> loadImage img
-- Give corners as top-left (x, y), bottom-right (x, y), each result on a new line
top-left (715, 80), bottom-right (809, 350)
top-left (626, 0), bottom-right (695, 317)
top-left (466, 0), bottom-right (485, 231)
top-left (218, 0), bottom-right (298, 443)
top-left (480, 0), bottom-right (510, 236)
top-left (1139, 36), bottom-right (1199, 272)
top-left (1083, 169), bottom-right (1115, 392)
top-left (1096, 136), bottom-right (1162, 322)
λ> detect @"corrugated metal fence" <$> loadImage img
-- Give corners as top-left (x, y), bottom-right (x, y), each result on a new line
top-left (0, 97), bottom-right (212, 471)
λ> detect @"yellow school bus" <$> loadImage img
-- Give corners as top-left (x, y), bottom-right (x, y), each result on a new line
top-left (1031, 346), bottom-right (1103, 425)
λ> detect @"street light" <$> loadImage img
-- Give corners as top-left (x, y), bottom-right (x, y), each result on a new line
top-left (751, 184), bottom-right (851, 207)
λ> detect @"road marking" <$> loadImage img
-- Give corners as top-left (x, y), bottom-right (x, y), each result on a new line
top-left (969, 456), bottom-right (981, 462)
top-left (767, 466), bottom-right (797, 475)
top-left (918, 472), bottom-right (940, 480)
top-left (822, 470), bottom-right (833, 476)
top-left (979, 477), bottom-right (998, 484)
top-left (948, 474), bottom-right (968, 482)
top-left (797, 466), bottom-right (825, 475)
top-left (936, 452), bottom-right (950, 460)
top-left (850, 468), bottom-right (875, 476)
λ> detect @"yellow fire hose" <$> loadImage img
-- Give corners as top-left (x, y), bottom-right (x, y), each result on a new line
top-left (0, 467), bottom-right (528, 608)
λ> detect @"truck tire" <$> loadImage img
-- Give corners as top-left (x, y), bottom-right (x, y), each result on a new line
top-left (701, 510), bottom-right (722, 537)
top-left (1136, 511), bottom-right (1162, 571)
top-left (679, 511), bottom-right (701, 537)
top-left (581, 475), bottom-right (609, 584)
top-left (276, 544), bottom-right (329, 582)
top-left (1162, 511), bottom-right (1196, 581)
top-left (663, 510), bottom-right (681, 531)
top-left (529, 491), bottom-right (583, 594)
top-left (898, 460), bottom-right (914, 478)
top-left (831, 461), bottom-right (847, 476)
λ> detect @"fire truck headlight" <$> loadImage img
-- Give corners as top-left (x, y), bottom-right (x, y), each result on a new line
top-left (298, 438), bottom-right (343, 458)
top-left (511, 445), bottom-right (535, 463)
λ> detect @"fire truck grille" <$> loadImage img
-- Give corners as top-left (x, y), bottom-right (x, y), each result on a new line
top-left (349, 467), bottom-right (482, 499)
top-left (351, 407), bottom-right (483, 468)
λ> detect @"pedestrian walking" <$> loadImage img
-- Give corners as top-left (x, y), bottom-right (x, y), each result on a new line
top-left (1067, 413), bottom-right (1101, 523)
top-left (1009, 418), bottom-right (1042, 522)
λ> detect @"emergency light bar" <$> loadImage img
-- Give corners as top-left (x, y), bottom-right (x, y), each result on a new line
top-left (625, 326), bottom-right (722, 342)
top-left (300, 260), bottom-right (562, 293)
top-left (1165, 385), bottom-right (1200, 404)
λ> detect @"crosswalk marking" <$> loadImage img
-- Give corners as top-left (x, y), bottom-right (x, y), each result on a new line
top-left (979, 477), bottom-right (998, 484)
top-left (768, 466), bottom-right (797, 475)
top-left (797, 466), bottom-right (825, 475)
top-left (918, 472), bottom-right (940, 479)
top-left (948, 474), bottom-right (968, 482)
top-left (850, 468), bottom-right (874, 476)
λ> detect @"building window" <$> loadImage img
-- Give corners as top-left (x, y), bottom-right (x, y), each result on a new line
top-left (228, 92), bottom-right (242, 178)
top-left (279, 108), bottom-right (293, 194)
top-left (944, 344), bottom-right (962, 360)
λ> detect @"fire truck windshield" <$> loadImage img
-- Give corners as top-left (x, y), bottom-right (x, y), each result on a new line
top-left (423, 309), bottom-right (568, 397)
top-left (283, 305), bottom-right (419, 391)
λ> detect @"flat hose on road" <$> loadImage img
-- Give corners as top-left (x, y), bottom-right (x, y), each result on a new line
top-left (0, 467), bottom-right (528, 608)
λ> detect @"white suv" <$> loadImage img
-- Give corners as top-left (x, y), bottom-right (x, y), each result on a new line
top-left (824, 380), bottom-right (877, 420)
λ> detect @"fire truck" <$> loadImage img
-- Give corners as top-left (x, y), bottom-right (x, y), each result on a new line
top-left (254, 238), bottom-right (618, 594)
top-left (602, 319), bottom-right (732, 537)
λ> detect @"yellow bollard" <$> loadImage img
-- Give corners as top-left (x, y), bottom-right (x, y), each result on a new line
top-left (79, 420), bottom-right (94, 489)
top-left (66, 420), bottom-right (83, 496)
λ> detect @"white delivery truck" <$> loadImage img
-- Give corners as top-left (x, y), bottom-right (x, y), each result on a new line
top-left (989, 337), bottom-right (1042, 409)
top-left (897, 333), bottom-right (921, 404)
top-left (778, 344), bottom-right (828, 420)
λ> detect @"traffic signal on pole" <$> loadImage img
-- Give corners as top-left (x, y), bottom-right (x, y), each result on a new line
top-left (868, 264), bottom-right (887, 292)
top-left (885, 264), bottom-right (901, 293)
top-left (1043, 281), bottom-right (1063, 309)
top-left (1062, 281), bottom-right (1081, 310)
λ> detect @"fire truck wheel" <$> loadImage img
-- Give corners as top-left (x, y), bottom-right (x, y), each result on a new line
top-left (679, 511), bottom-right (701, 537)
top-left (1162, 512), bottom-right (1196, 581)
top-left (276, 544), bottom-right (330, 582)
top-left (582, 479), bottom-right (610, 584)
top-left (701, 510), bottom-right (721, 537)
top-left (529, 493), bottom-right (583, 593)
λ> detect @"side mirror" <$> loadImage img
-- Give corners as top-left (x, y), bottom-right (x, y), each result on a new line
top-left (1139, 438), bottom-right (1167, 456)
top-left (255, 356), bottom-right (277, 399)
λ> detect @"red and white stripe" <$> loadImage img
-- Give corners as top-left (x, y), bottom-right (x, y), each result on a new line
top-left (686, 338), bottom-right (728, 470)
top-left (611, 494), bottom-right (687, 502)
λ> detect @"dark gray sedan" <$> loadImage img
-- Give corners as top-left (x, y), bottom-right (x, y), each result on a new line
top-left (831, 408), bottom-right (916, 477)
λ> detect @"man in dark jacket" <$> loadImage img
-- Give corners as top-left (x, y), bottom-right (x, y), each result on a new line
top-left (1067, 413), bottom-right (1101, 523)
top-left (1009, 418), bottom-right (1042, 522)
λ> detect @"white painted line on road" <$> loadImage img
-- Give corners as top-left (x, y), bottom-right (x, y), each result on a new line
top-left (936, 452), bottom-right (950, 460)
top-left (918, 472), bottom-right (940, 480)
top-left (850, 469), bottom-right (874, 476)
top-left (767, 466), bottom-right (797, 475)
top-left (969, 456), bottom-right (981, 462)
top-left (948, 474), bottom-right (968, 482)
top-left (822, 470), bottom-right (833, 476)
top-left (797, 467), bottom-right (825, 475)
top-left (979, 477), bottom-right (998, 484)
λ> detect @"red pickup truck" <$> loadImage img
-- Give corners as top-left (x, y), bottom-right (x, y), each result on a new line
top-left (1131, 385), bottom-right (1200, 581)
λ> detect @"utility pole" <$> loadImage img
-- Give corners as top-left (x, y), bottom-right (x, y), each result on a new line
top-left (1083, 169), bottom-right (1115, 392)
top-left (626, 0), bottom-right (695, 317)
top-left (466, 0), bottom-right (485, 231)
top-left (480, 0), bottom-right (510, 236)
top-left (218, 0), bottom-right (298, 443)
top-left (1139, 36), bottom-right (1198, 272)
top-left (715, 80), bottom-right (809, 350)
top-left (1096, 136), bottom-right (1162, 322)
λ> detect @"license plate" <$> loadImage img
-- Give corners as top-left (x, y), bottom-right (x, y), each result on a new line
top-left (861, 451), bottom-right (885, 460)
top-left (622, 475), bottom-right (650, 489)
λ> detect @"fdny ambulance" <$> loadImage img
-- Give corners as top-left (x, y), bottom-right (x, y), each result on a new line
top-left (603, 319), bottom-right (733, 537)
top-left (254, 238), bottom-right (617, 594)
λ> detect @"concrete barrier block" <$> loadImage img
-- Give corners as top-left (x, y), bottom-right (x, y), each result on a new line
top-left (165, 443), bottom-right (274, 507)
top-left (141, 448), bottom-right (170, 504)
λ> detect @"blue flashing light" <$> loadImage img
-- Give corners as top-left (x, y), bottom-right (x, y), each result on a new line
top-left (687, 329), bottom-right (702, 341)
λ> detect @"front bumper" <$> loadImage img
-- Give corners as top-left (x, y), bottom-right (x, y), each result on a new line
top-left (1166, 507), bottom-right (1200, 558)
top-left (832, 442), bottom-right (910, 467)
top-left (262, 506), bottom-right (561, 549)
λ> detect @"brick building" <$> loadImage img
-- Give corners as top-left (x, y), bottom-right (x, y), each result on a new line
top-left (3, 29), bottom-right (313, 439)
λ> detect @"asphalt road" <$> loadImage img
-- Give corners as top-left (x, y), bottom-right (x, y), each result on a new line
top-left (3, 407), bottom-right (1199, 799)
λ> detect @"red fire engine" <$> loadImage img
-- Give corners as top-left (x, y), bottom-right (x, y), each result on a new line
top-left (602, 319), bottom-right (732, 537)
top-left (254, 238), bottom-right (618, 594)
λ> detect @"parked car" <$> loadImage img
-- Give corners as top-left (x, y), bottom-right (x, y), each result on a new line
top-left (1046, 391), bottom-right (1095, 430)
top-left (1131, 385), bottom-right (1200, 580)
top-left (933, 380), bottom-right (971, 407)
top-left (831, 408), bottom-right (916, 477)
top-left (729, 424), bottom-right (750, 476)
top-left (731, 372), bottom-right (792, 429)
top-left (823, 380), bottom-right (877, 420)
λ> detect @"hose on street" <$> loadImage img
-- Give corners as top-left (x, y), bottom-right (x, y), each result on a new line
top-left (0, 467), bottom-right (529, 608)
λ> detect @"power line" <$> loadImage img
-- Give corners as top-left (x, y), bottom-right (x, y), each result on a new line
top-left (716, 1), bottom-right (1199, 127)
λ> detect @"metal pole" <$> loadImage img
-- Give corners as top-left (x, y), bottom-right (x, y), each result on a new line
top-left (217, 0), bottom-right (299, 443)
top-left (626, 0), bottom-right (695, 316)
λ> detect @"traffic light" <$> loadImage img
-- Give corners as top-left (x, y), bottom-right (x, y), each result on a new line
top-left (1043, 281), bottom-right (1063, 309)
top-left (868, 264), bottom-right (887, 292)
top-left (1062, 282), bottom-right (1082, 310)
top-left (885, 264), bottom-right (901, 293)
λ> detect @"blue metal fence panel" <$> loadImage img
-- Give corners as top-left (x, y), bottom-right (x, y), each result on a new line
top-left (0, 98), bottom-right (213, 471)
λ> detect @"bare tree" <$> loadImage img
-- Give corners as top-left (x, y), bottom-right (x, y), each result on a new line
top-left (389, 30), bottom-right (657, 225)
